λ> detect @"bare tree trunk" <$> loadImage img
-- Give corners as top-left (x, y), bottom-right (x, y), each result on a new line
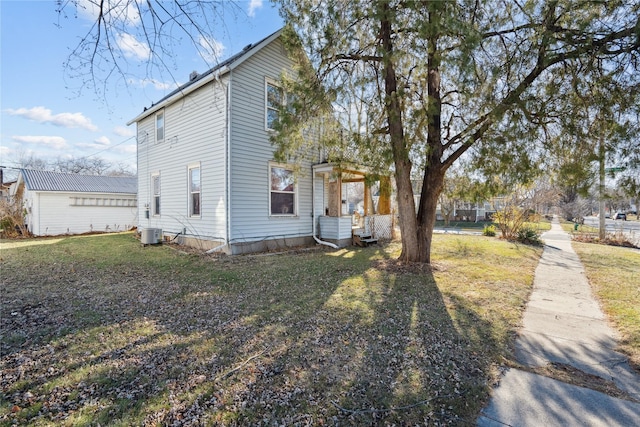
top-left (418, 169), bottom-right (445, 263)
top-left (415, 15), bottom-right (446, 264)
top-left (378, 2), bottom-right (420, 262)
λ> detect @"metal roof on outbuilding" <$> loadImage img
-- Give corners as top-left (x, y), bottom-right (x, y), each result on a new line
top-left (20, 169), bottom-right (137, 194)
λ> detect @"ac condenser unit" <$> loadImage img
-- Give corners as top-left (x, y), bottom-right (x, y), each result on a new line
top-left (141, 228), bottom-right (162, 245)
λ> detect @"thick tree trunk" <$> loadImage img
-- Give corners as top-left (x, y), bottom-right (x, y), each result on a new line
top-left (378, 175), bottom-right (392, 214)
top-left (378, 2), bottom-right (420, 262)
top-left (417, 167), bottom-right (445, 263)
top-left (415, 9), bottom-right (446, 264)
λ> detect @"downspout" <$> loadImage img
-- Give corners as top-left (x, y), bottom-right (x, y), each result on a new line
top-left (225, 73), bottom-right (232, 251)
top-left (207, 74), bottom-right (231, 254)
top-left (312, 165), bottom-right (339, 249)
top-left (206, 241), bottom-right (228, 254)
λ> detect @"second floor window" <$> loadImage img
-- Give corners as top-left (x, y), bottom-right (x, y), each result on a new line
top-left (266, 81), bottom-right (283, 131)
top-left (156, 110), bottom-right (165, 142)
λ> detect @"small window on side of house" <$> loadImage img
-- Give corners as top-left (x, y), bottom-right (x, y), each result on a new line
top-left (156, 110), bottom-right (165, 142)
top-left (152, 173), bottom-right (161, 215)
top-left (189, 165), bottom-right (201, 217)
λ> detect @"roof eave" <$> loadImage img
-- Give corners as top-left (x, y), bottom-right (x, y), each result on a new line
top-left (226, 28), bottom-right (283, 73)
top-left (126, 65), bottom-right (231, 126)
top-left (126, 27), bottom-right (284, 127)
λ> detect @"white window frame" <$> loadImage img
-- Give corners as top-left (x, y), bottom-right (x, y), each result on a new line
top-left (188, 163), bottom-right (201, 217)
top-left (265, 78), bottom-right (284, 131)
top-left (269, 162), bottom-right (297, 217)
top-left (155, 109), bottom-right (165, 143)
top-left (151, 172), bottom-right (161, 216)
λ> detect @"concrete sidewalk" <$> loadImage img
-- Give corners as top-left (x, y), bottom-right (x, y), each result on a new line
top-left (477, 219), bottom-right (640, 426)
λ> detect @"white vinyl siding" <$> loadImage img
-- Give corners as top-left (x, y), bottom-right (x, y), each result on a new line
top-left (229, 38), bottom-right (317, 244)
top-left (134, 32), bottom-right (322, 250)
top-left (136, 77), bottom-right (228, 241)
top-left (24, 190), bottom-right (137, 236)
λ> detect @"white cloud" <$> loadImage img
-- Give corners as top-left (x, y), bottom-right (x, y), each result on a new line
top-left (248, 0), bottom-right (263, 17)
top-left (6, 107), bottom-right (98, 131)
top-left (94, 136), bottom-right (111, 146)
top-left (76, 0), bottom-right (141, 26)
top-left (76, 136), bottom-right (111, 150)
top-left (198, 35), bottom-right (225, 63)
top-left (12, 136), bottom-right (68, 150)
top-left (117, 33), bottom-right (151, 61)
top-left (128, 77), bottom-right (177, 91)
top-left (113, 126), bottom-right (135, 137)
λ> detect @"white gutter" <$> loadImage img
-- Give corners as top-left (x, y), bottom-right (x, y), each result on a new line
top-left (312, 165), bottom-right (339, 249)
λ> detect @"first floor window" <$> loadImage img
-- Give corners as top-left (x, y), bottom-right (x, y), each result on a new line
top-left (270, 164), bottom-right (296, 215)
top-left (189, 165), bottom-right (201, 216)
top-left (152, 173), bottom-right (161, 215)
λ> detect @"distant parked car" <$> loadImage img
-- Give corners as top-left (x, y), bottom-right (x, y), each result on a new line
top-left (613, 212), bottom-right (627, 220)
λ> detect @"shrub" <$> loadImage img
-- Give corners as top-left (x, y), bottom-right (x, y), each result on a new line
top-left (483, 224), bottom-right (497, 237)
top-left (516, 227), bottom-right (543, 246)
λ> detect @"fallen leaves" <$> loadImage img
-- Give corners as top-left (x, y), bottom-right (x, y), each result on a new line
top-left (0, 235), bottom-right (539, 425)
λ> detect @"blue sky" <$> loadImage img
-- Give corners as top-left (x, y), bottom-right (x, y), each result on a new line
top-left (1, 0), bottom-right (283, 177)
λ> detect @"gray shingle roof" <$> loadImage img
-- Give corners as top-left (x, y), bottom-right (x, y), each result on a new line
top-left (21, 169), bottom-right (137, 194)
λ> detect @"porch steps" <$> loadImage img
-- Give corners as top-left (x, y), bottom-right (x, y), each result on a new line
top-left (352, 230), bottom-right (378, 247)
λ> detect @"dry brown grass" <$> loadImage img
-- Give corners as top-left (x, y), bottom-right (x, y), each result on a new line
top-left (1, 233), bottom-right (541, 425)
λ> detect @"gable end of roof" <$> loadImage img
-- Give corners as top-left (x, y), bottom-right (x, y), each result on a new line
top-left (127, 28), bottom-right (284, 125)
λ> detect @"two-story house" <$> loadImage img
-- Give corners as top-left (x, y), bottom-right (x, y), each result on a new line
top-left (128, 28), bottom-right (394, 254)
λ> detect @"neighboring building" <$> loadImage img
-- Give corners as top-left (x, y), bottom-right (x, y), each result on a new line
top-left (11, 169), bottom-right (137, 236)
top-left (0, 168), bottom-right (16, 204)
top-left (128, 28), bottom-right (392, 254)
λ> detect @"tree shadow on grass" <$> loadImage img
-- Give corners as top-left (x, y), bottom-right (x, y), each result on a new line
top-left (1, 241), bottom-right (507, 425)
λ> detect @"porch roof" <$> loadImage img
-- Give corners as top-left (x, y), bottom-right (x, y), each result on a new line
top-left (312, 162), bottom-right (371, 178)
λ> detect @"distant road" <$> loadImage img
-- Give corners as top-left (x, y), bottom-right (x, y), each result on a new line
top-left (582, 216), bottom-right (640, 246)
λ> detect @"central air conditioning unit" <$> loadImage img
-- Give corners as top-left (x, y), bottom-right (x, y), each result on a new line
top-left (141, 228), bottom-right (162, 245)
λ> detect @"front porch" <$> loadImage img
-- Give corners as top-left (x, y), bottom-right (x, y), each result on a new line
top-left (312, 163), bottom-right (394, 248)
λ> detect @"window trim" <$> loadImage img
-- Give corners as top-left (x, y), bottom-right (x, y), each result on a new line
top-left (155, 109), bottom-right (165, 143)
top-left (269, 162), bottom-right (297, 217)
top-left (265, 78), bottom-right (283, 131)
top-left (151, 172), bottom-right (161, 216)
top-left (188, 163), bottom-right (201, 218)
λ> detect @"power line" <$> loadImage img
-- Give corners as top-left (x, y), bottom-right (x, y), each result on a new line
top-left (82, 135), bottom-right (136, 159)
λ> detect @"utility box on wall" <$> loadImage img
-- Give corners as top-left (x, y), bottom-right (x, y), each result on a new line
top-left (141, 228), bottom-right (162, 245)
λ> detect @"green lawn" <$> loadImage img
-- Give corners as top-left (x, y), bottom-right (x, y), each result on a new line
top-left (572, 242), bottom-right (640, 371)
top-left (435, 220), bottom-right (551, 234)
top-left (0, 232), bottom-right (541, 426)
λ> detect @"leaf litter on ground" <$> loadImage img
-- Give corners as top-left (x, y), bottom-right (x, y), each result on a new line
top-left (1, 233), bottom-right (542, 426)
